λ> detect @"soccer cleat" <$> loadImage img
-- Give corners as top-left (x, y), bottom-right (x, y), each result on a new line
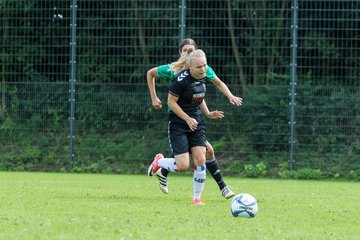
top-left (147, 153), bottom-right (164, 177)
top-left (221, 186), bottom-right (235, 199)
top-left (192, 199), bottom-right (204, 205)
top-left (155, 169), bottom-right (168, 194)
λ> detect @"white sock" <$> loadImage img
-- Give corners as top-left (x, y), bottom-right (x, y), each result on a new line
top-left (193, 165), bottom-right (206, 200)
top-left (158, 158), bottom-right (177, 172)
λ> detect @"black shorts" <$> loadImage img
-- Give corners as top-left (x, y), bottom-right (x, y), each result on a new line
top-left (168, 121), bottom-right (206, 155)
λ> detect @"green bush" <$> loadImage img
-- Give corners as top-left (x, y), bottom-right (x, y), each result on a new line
top-left (1, 84), bottom-right (359, 180)
top-left (293, 168), bottom-right (323, 180)
top-left (347, 169), bottom-right (360, 181)
top-left (241, 162), bottom-right (267, 178)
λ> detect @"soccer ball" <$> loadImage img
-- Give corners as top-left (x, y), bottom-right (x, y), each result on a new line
top-left (230, 193), bottom-right (258, 218)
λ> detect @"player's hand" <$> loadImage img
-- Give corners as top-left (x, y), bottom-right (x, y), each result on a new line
top-left (152, 97), bottom-right (162, 109)
top-left (206, 110), bottom-right (224, 119)
top-left (186, 117), bottom-right (198, 131)
top-left (229, 96), bottom-right (242, 106)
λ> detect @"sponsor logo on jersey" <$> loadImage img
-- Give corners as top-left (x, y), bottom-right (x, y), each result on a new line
top-left (192, 93), bottom-right (205, 104)
top-left (193, 93), bottom-right (205, 98)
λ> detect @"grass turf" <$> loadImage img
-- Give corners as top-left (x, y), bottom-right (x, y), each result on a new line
top-left (0, 172), bottom-right (358, 239)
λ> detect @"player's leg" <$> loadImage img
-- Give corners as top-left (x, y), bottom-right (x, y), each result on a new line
top-left (188, 128), bottom-right (207, 205)
top-left (153, 152), bottom-right (189, 194)
top-left (191, 146), bottom-right (207, 205)
top-left (205, 140), bottom-right (235, 199)
top-left (147, 153), bottom-right (175, 194)
top-left (148, 121), bottom-right (189, 194)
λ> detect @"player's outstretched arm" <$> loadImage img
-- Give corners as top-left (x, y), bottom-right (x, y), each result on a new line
top-left (211, 77), bottom-right (242, 106)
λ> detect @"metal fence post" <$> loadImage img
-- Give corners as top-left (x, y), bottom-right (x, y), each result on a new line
top-left (179, 0), bottom-right (186, 40)
top-left (289, 0), bottom-right (298, 171)
top-left (69, 0), bottom-right (77, 170)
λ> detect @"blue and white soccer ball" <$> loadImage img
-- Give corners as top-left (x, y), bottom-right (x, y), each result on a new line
top-left (230, 193), bottom-right (258, 218)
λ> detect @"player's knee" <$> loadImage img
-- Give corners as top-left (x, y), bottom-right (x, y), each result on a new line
top-left (205, 145), bottom-right (215, 159)
top-left (205, 143), bottom-right (215, 160)
top-left (176, 163), bottom-right (189, 172)
top-left (205, 150), bottom-right (214, 160)
top-left (175, 153), bottom-right (190, 171)
top-left (175, 159), bottom-right (190, 171)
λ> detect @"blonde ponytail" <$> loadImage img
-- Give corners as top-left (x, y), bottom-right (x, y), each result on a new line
top-left (170, 48), bottom-right (194, 74)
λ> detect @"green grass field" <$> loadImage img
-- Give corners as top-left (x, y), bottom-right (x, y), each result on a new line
top-left (0, 172), bottom-right (359, 240)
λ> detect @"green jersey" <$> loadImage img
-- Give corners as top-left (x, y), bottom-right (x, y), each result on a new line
top-left (157, 64), bottom-right (217, 83)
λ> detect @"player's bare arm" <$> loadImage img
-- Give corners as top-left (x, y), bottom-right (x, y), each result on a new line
top-left (146, 67), bottom-right (162, 109)
top-left (200, 100), bottom-right (224, 119)
top-left (211, 77), bottom-right (242, 106)
top-left (168, 93), bottom-right (198, 131)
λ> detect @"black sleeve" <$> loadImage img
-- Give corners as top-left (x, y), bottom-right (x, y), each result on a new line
top-left (169, 72), bottom-right (187, 97)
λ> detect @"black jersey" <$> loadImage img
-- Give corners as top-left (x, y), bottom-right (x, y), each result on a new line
top-left (169, 69), bottom-right (208, 125)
